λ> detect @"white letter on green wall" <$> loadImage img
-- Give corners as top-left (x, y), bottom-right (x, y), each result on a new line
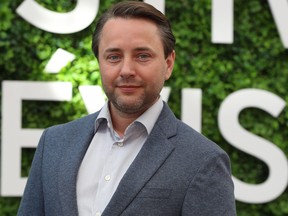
top-left (16, 0), bottom-right (99, 34)
top-left (1, 81), bottom-right (72, 196)
top-left (218, 88), bottom-right (288, 203)
top-left (212, 0), bottom-right (234, 44)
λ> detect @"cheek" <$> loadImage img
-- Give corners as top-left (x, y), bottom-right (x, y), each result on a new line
top-left (100, 65), bottom-right (116, 83)
top-left (144, 73), bottom-right (165, 89)
top-left (100, 70), bottom-right (112, 88)
top-left (143, 75), bottom-right (165, 90)
top-left (101, 74), bottom-right (113, 87)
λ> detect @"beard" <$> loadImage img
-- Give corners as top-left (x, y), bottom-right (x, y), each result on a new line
top-left (106, 88), bottom-right (161, 115)
top-left (110, 92), bottom-right (147, 114)
top-left (102, 74), bottom-right (165, 115)
top-left (103, 81), bottom-right (162, 115)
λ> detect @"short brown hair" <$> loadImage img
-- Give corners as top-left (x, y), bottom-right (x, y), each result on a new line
top-left (92, 1), bottom-right (176, 59)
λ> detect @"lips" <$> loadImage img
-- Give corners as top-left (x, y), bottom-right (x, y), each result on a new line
top-left (118, 85), bottom-right (140, 93)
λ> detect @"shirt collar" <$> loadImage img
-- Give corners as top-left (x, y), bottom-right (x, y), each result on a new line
top-left (95, 102), bottom-right (111, 132)
top-left (135, 98), bottom-right (163, 134)
top-left (94, 98), bottom-right (164, 135)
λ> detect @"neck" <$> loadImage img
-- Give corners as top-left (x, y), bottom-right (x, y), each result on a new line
top-left (108, 98), bottom-right (160, 137)
top-left (109, 104), bottom-right (143, 138)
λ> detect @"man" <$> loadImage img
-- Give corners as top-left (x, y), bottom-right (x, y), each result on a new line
top-left (18, 1), bottom-right (236, 215)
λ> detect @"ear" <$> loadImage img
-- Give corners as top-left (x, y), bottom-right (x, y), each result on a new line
top-left (164, 50), bottom-right (175, 80)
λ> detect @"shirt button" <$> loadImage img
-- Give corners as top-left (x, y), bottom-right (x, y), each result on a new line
top-left (95, 212), bottom-right (101, 216)
top-left (118, 142), bottom-right (123, 147)
top-left (104, 175), bottom-right (111, 181)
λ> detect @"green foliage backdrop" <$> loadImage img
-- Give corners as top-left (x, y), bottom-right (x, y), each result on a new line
top-left (1, 0), bottom-right (288, 215)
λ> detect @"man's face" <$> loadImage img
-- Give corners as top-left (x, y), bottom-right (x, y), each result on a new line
top-left (98, 18), bottom-right (175, 116)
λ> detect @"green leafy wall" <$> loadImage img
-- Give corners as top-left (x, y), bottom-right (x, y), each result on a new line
top-left (1, 0), bottom-right (288, 215)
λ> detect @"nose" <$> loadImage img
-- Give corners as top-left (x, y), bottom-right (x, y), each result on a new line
top-left (119, 57), bottom-right (135, 78)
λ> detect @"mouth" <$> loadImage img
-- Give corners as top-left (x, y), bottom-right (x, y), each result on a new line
top-left (117, 85), bottom-right (141, 93)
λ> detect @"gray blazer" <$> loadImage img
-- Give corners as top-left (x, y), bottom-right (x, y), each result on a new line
top-left (18, 103), bottom-right (236, 216)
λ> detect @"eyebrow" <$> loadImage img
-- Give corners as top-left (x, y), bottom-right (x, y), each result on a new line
top-left (104, 47), bottom-right (153, 53)
top-left (104, 48), bottom-right (122, 53)
top-left (134, 47), bottom-right (152, 52)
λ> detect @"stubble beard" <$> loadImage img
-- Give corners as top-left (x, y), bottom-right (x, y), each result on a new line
top-left (103, 77), bottom-right (164, 116)
top-left (104, 84), bottom-right (161, 116)
top-left (108, 91), bottom-right (152, 115)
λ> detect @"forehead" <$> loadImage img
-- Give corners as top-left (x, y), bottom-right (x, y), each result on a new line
top-left (100, 17), bottom-right (160, 41)
top-left (98, 17), bottom-right (166, 57)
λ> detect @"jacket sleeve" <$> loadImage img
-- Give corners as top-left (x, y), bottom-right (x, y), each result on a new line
top-left (17, 130), bottom-right (46, 216)
top-left (182, 151), bottom-right (236, 216)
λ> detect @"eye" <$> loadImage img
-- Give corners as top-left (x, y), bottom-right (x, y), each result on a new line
top-left (107, 55), bottom-right (121, 63)
top-left (137, 53), bottom-right (151, 62)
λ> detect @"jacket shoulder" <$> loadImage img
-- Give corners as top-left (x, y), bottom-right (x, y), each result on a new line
top-left (47, 112), bottom-right (99, 134)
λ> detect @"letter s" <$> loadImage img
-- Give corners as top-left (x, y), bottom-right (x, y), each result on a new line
top-left (16, 0), bottom-right (99, 34)
top-left (218, 88), bottom-right (288, 203)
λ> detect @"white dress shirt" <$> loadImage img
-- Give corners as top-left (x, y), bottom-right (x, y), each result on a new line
top-left (76, 98), bottom-right (163, 216)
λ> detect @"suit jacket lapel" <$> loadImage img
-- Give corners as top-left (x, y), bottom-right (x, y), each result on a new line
top-left (103, 103), bottom-right (177, 215)
top-left (57, 113), bottom-right (98, 215)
